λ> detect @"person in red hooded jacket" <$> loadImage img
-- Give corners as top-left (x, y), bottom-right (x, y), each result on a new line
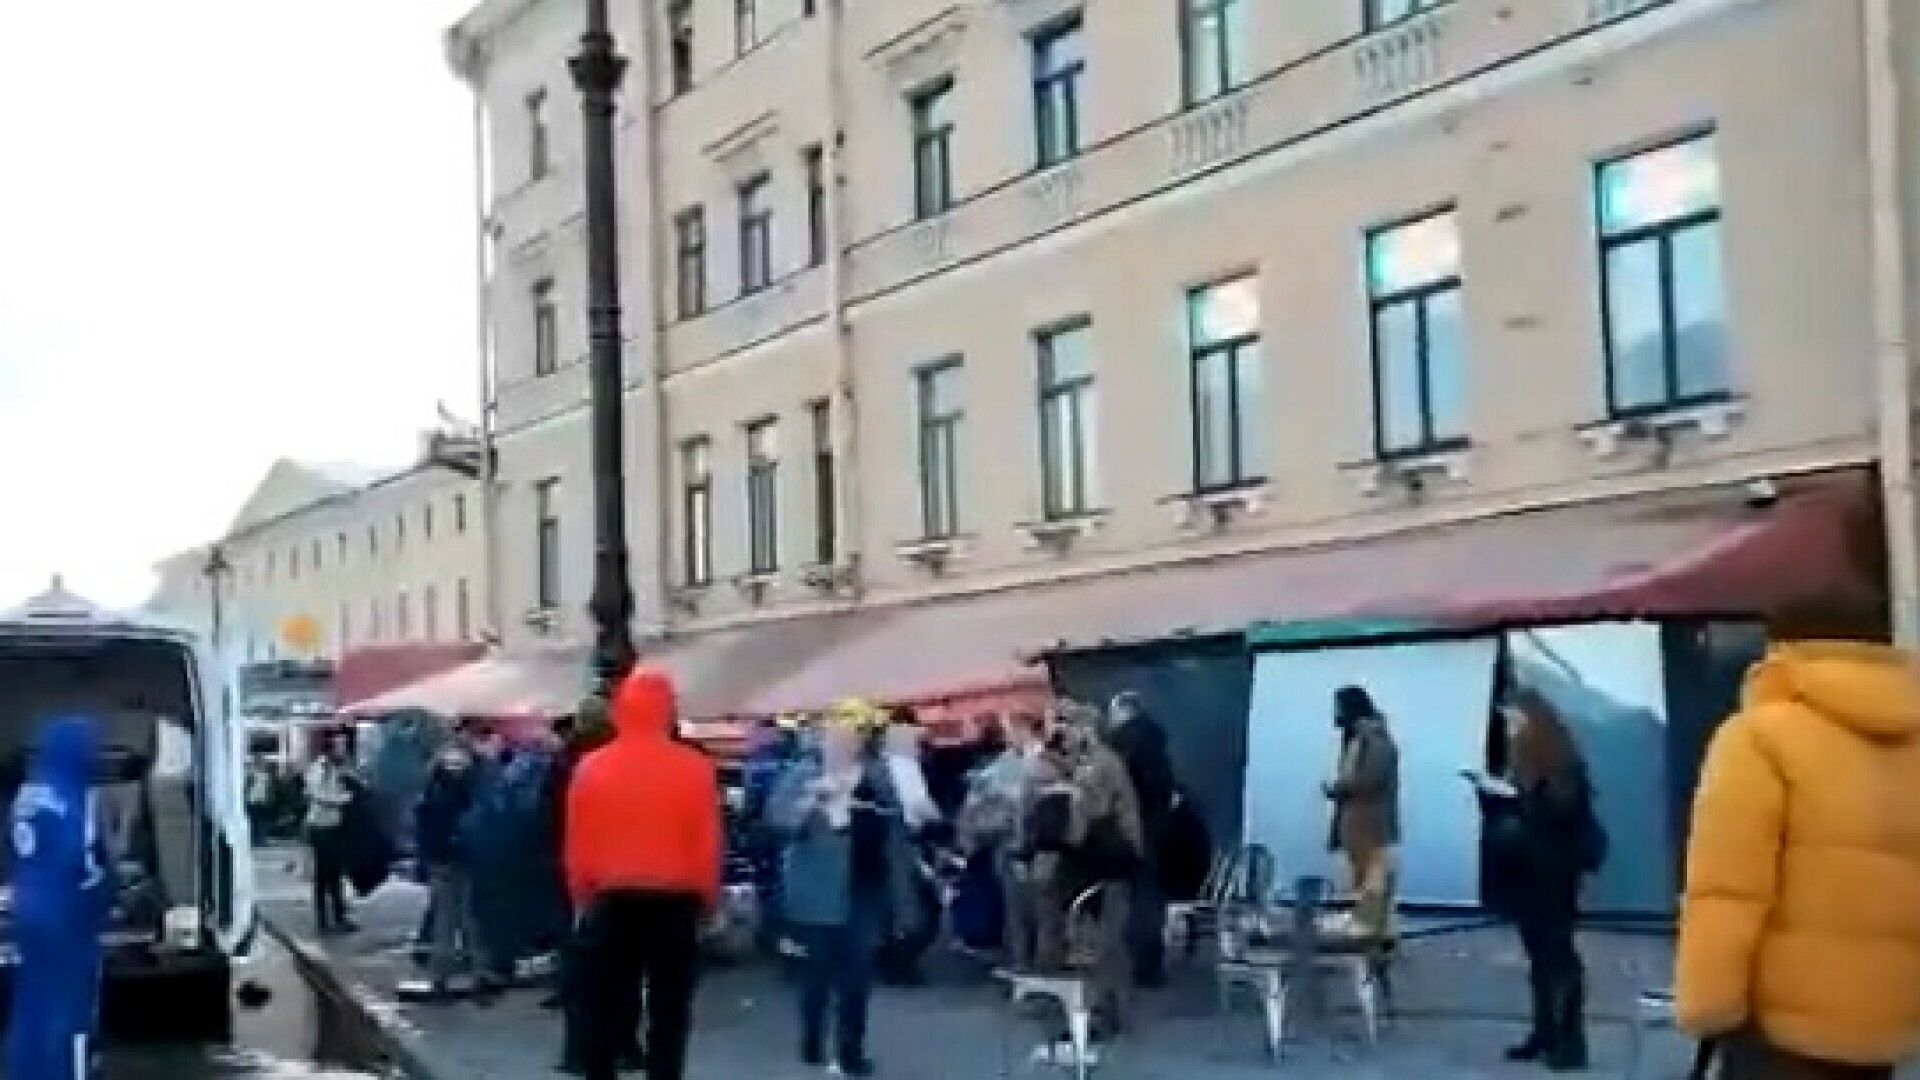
top-left (565, 667), bottom-right (722, 1080)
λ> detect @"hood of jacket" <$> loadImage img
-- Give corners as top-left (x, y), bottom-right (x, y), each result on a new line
top-left (611, 667), bottom-right (678, 741)
top-left (31, 715), bottom-right (96, 793)
top-left (1744, 641), bottom-right (1920, 742)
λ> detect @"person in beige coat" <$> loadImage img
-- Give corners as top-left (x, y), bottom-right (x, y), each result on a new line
top-left (1325, 685), bottom-right (1400, 938)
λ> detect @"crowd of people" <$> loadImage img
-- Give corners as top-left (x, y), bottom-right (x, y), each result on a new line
top-left (237, 598), bottom-right (1920, 1080)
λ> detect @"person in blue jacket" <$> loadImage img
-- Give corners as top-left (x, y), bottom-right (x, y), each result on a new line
top-left (7, 715), bottom-right (114, 1080)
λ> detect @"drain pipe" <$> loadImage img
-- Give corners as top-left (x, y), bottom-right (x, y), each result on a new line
top-left (468, 74), bottom-right (507, 642)
top-left (1863, 0), bottom-right (1919, 645)
top-left (824, 0), bottom-right (863, 596)
top-left (632, 0), bottom-right (676, 638)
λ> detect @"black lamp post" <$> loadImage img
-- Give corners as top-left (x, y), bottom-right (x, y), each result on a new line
top-left (202, 545), bottom-right (231, 649)
top-left (570, 0), bottom-right (637, 695)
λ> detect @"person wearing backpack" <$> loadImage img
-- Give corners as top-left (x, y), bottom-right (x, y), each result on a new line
top-left (1483, 689), bottom-right (1605, 1072)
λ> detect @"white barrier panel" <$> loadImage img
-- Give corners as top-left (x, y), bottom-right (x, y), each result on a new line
top-left (1244, 637), bottom-right (1499, 908)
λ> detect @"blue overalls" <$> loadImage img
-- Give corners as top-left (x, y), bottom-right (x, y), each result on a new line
top-left (6, 716), bottom-right (112, 1080)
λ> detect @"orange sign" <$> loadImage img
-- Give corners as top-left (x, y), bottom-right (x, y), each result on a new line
top-left (279, 614), bottom-right (321, 655)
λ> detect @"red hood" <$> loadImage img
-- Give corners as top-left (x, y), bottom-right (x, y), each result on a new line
top-left (612, 667), bottom-right (678, 739)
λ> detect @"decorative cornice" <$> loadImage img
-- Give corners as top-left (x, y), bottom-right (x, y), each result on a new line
top-left (991, 0), bottom-right (1079, 33)
top-left (865, 5), bottom-right (970, 90)
top-left (702, 110), bottom-right (784, 181)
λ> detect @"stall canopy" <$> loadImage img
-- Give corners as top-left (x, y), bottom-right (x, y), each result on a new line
top-left (340, 646), bottom-right (590, 718)
top-left (741, 466), bottom-right (1877, 714)
top-left (334, 644), bottom-right (487, 711)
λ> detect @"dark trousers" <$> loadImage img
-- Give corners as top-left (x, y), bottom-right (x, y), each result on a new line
top-left (310, 828), bottom-right (348, 930)
top-left (1717, 1030), bottom-right (1894, 1080)
top-left (795, 917), bottom-right (875, 1061)
top-left (1126, 866), bottom-right (1167, 986)
top-left (1514, 884), bottom-right (1584, 1060)
top-left (577, 889), bottom-right (702, 1080)
top-left (560, 917), bottom-right (645, 1066)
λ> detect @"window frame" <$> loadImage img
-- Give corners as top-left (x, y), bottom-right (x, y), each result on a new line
top-left (808, 398), bottom-right (837, 564)
top-left (1594, 131), bottom-right (1728, 418)
top-left (1179, 0), bottom-right (1244, 107)
top-left (1365, 208), bottom-right (1469, 458)
top-left (455, 579), bottom-right (472, 641)
top-left (674, 206), bottom-right (708, 319)
top-left (680, 437), bottom-right (715, 587)
top-left (734, 0), bottom-right (760, 56)
top-left (1364, 0), bottom-right (1448, 32)
top-left (1031, 15), bottom-right (1086, 168)
top-left (916, 358), bottom-right (964, 540)
top-left (744, 417), bottom-right (781, 575)
top-left (737, 171), bottom-right (774, 296)
top-left (667, 0), bottom-right (695, 96)
top-left (534, 477), bottom-right (561, 611)
top-left (532, 277), bottom-right (558, 376)
top-left (1036, 319), bottom-right (1098, 519)
top-left (525, 88), bottom-right (549, 181)
top-left (803, 144), bottom-right (828, 268)
top-left (1185, 276), bottom-right (1264, 494)
top-left (909, 78), bottom-right (957, 220)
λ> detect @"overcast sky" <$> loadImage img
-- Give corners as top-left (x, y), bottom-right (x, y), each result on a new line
top-left (0, 0), bottom-right (480, 609)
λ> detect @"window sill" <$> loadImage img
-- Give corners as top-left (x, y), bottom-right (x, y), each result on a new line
top-left (520, 607), bottom-right (561, 634)
top-left (799, 560), bottom-right (859, 593)
top-left (1339, 442), bottom-right (1472, 499)
top-left (894, 534), bottom-right (968, 574)
top-left (1577, 396), bottom-right (1745, 460)
top-left (1014, 511), bottom-right (1109, 553)
top-left (1159, 483), bottom-right (1267, 533)
top-left (731, 571), bottom-right (778, 605)
top-left (669, 584), bottom-right (711, 614)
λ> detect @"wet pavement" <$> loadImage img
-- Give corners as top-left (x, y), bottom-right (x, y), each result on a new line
top-left (50, 932), bottom-right (398, 1080)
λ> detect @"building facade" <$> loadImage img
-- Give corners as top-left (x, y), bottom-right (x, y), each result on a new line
top-left (150, 443), bottom-right (490, 664)
top-left (449, 0), bottom-right (1920, 706)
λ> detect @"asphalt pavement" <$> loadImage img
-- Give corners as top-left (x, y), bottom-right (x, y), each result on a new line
top-left (2, 917), bottom-right (397, 1079)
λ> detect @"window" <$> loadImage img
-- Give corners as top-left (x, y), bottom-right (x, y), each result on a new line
top-left (532, 278), bottom-right (558, 375)
top-left (916, 360), bottom-right (964, 539)
top-left (674, 207), bottom-right (707, 318)
top-left (395, 512), bottom-right (407, 549)
top-left (312, 539), bottom-right (322, 571)
top-left (1180, 0), bottom-right (1249, 106)
top-left (535, 477), bottom-right (561, 610)
top-left (738, 172), bottom-right (773, 295)
top-left (1366, 0), bottom-right (1447, 31)
top-left (455, 578), bottom-right (472, 641)
top-left (910, 79), bottom-right (956, 219)
top-left (337, 532), bottom-right (348, 563)
top-left (288, 546), bottom-right (300, 581)
top-left (809, 399), bottom-right (837, 564)
top-left (338, 604), bottom-right (351, 651)
top-left (803, 144), bottom-right (828, 268)
top-left (1186, 275), bottom-right (1265, 491)
top-left (368, 597), bottom-right (382, 642)
top-left (1367, 210), bottom-right (1468, 456)
top-left (526, 89), bottom-right (549, 181)
top-left (1037, 321), bottom-right (1099, 517)
top-left (745, 418), bottom-right (781, 574)
top-left (423, 584), bottom-right (440, 641)
top-left (367, 525), bottom-right (378, 558)
top-left (396, 590), bottom-right (412, 641)
top-left (1031, 16), bottom-right (1086, 167)
top-left (734, 0), bottom-right (759, 55)
top-left (1597, 134), bottom-right (1728, 415)
top-left (454, 494), bottom-right (468, 534)
top-left (668, 0), bottom-right (694, 96)
top-left (423, 503), bottom-right (435, 541)
top-left (680, 438), bottom-right (714, 586)
top-left (264, 550), bottom-right (275, 583)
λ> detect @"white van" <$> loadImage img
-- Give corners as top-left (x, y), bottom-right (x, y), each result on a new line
top-left (0, 584), bottom-right (255, 1032)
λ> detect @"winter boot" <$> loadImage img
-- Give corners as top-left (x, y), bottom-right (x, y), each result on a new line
top-left (1504, 974), bottom-right (1552, 1061)
top-left (1544, 975), bottom-right (1589, 1071)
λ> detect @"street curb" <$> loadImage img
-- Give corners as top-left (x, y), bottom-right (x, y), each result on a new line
top-left (261, 917), bottom-right (452, 1080)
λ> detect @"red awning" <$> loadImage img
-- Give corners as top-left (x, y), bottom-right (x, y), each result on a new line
top-left (340, 646), bottom-right (590, 718)
top-left (333, 644), bottom-right (487, 709)
top-left (732, 467), bottom-right (1880, 714)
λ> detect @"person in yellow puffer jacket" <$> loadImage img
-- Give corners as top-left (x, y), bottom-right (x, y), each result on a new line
top-left (1676, 609), bottom-right (1920, 1080)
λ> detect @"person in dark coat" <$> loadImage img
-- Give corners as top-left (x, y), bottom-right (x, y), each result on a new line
top-left (415, 738), bottom-right (481, 999)
top-left (1478, 690), bottom-right (1602, 1072)
top-left (1103, 692), bottom-right (1175, 988)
